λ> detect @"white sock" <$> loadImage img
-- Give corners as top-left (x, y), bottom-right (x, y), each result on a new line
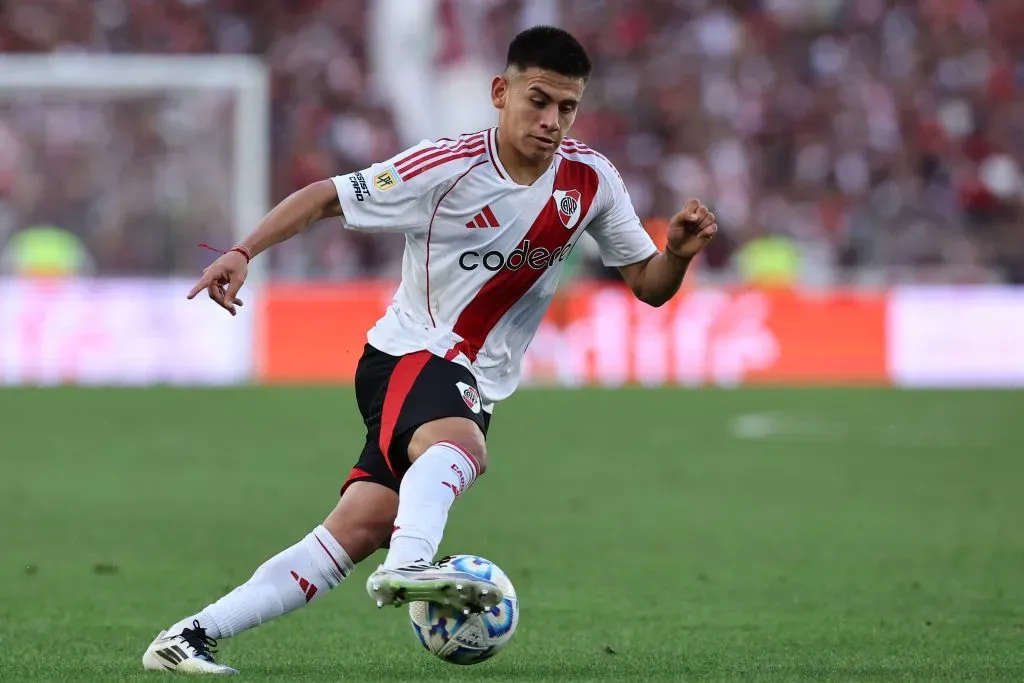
top-left (168, 525), bottom-right (353, 639)
top-left (384, 441), bottom-right (481, 568)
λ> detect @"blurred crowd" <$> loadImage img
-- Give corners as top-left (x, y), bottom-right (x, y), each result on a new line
top-left (0, 0), bottom-right (1022, 285)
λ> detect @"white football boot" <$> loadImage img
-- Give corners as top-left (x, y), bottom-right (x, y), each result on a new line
top-left (366, 556), bottom-right (504, 614)
top-left (142, 619), bottom-right (238, 675)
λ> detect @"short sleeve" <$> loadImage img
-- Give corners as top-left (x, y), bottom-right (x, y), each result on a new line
top-left (586, 163), bottom-right (659, 267)
top-left (331, 141), bottom-right (445, 234)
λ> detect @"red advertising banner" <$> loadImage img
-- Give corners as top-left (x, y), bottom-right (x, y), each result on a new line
top-left (257, 283), bottom-right (888, 386)
top-left (256, 282), bottom-right (396, 383)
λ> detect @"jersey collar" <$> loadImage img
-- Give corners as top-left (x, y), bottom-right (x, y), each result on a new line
top-left (486, 127), bottom-right (510, 182)
top-left (487, 127), bottom-right (556, 187)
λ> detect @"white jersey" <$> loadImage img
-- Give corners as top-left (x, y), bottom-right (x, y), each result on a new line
top-left (331, 127), bottom-right (658, 410)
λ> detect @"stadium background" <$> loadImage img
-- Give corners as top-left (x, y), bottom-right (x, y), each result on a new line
top-left (1, 2), bottom-right (1023, 681)
top-left (1, 0), bottom-right (1022, 387)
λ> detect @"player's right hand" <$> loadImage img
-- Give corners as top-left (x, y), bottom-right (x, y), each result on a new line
top-left (187, 251), bottom-right (248, 316)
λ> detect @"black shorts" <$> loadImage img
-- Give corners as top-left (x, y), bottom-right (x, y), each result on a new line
top-left (340, 344), bottom-right (491, 496)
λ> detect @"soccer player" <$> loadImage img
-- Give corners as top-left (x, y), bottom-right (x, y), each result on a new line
top-left (143, 26), bottom-right (717, 674)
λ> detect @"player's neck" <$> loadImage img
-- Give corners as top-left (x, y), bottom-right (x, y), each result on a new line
top-left (494, 129), bottom-right (553, 186)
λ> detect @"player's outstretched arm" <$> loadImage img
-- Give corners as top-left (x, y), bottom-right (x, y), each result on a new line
top-left (239, 179), bottom-right (343, 258)
top-left (187, 179), bottom-right (342, 315)
top-left (617, 198), bottom-right (717, 307)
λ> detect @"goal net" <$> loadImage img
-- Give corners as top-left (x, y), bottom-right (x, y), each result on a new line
top-left (0, 54), bottom-right (269, 386)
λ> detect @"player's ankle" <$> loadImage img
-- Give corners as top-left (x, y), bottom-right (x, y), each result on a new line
top-left (383, 537), bottom-right (435, 568)
top-left (168, 611), bottom-right (222, 640)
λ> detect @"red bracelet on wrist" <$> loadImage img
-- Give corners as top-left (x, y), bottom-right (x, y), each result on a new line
top-left (198, 242), bottom-right (253, 263)
top-left (229, 245), bottom-right (253, 263)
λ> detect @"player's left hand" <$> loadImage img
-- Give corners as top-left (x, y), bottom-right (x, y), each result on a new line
top-left (665, 198), bottom-right (717, 260)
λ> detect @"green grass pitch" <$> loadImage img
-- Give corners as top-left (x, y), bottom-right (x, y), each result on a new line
top-left (1, 386), bottom-right (1022, 682)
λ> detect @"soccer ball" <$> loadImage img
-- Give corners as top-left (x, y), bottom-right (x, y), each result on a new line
top-left (408, 555), bottom-right (519, 665)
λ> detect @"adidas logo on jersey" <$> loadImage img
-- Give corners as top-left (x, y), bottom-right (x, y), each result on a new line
top-left (464, 205), bottom-right (500, 229)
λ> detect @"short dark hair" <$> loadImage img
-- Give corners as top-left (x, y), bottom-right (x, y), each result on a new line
top-left (506, 26), bottom-right (591, 81)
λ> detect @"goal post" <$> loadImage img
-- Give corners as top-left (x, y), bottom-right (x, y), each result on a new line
top-left (0, 54), bottom-right (271, 386)
top-left (0, 53), bottom-right (271, 283)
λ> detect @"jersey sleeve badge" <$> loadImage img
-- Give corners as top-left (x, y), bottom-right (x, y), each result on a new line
top-left (373, 167), bottom-right (400, 192)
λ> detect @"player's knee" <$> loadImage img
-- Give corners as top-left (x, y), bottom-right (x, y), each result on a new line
top-left (453, 431), bottom-right (488, 476)
top-left (432, 435), bottom-right (487, 476)
top-left (409, 419), bottom-right (488, 476)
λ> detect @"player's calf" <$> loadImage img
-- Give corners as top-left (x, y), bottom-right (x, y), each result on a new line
top-left (323, 479), bottom-right (400, 563)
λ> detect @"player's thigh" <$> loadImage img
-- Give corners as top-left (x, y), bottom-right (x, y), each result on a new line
top-left (323, 480), bottom-right (397, 565)
top-left (396, 354), bottom-right (491, 470)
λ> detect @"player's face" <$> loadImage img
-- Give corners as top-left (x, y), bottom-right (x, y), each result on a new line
top-left (492, 67), bottom-right (585, 162)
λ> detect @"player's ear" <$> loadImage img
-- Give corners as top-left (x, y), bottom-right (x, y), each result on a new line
top-left (491, 75), bottom-right (509, 110)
